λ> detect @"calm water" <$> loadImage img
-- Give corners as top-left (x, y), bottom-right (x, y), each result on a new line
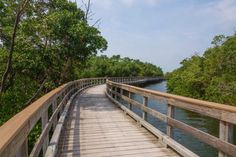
top-left (120, 81), bottom-right (236, 157)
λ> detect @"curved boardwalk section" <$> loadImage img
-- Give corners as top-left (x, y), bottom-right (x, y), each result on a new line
top-left (57, 85), bottom-right (179, 157)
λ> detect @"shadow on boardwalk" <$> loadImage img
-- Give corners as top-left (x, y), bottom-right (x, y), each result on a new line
top-left (56, 85), bottom-right (179, 157)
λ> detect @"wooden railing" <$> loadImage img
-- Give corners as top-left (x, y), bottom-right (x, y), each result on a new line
top-left (106, 80), bottom-right (236, 157)
top-left (0, 77), bottom-right (160, 157)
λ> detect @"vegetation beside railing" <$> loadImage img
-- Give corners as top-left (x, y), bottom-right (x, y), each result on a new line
top-left (106, 80), bottom-right (236, 157)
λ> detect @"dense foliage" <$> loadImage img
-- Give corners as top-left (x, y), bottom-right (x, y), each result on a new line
top-left (77, 55), bottom-right (163, 78)
top-left (0, 0), bottom-right (107, 125)
top-left (0, 0), bottom-right (163, 126)
top-left (167, 34), bottom-right (236, 105)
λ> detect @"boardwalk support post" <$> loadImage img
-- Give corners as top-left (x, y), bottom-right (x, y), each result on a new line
top-left (219, 121), bottom-right (233, 157)
top-left (128, 92), bottom-right (132, 110)
top-left (52, 100), bottom-right (57, 129)
top-left (42, 110), bottom-right (49, 156)
top-left (142, 96), bottom-right (148, 121)
top-left (16, 139), bottom-right (28, 157)
top-left (115, 87), bottom-right (117, 100)
top-left (167, 103), bottom-right (174, 138)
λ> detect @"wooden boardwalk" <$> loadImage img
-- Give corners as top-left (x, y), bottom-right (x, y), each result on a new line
top-left (57, 85), bottom-right (179, 157)
top-left (1, 78), bottom-right (235, 157)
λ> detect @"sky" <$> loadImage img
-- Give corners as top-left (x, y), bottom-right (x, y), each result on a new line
top-left (76, 0), bottom-right (236, 72)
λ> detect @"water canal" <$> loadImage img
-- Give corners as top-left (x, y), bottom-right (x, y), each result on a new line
top-left (120, 81), bottom-right (235, 157)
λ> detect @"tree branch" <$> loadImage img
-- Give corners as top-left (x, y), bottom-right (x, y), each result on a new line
top-left (92, 18), bottom-right (101, 28)
top-left (82, 0), bottom-right (92, 21)
top-left (24, 76), bottom-right (47, 107)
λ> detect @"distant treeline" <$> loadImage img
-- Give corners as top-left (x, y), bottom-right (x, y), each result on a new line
top-left (167, 34), bottom-right (236, 105)
top-left (77, 55), bottom-right (163, 78)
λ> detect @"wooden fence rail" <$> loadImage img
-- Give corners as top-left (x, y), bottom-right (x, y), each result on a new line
top-left (0, 77), bottom-right (160, 157)
top-left (106, 80), bottom-right (236, 157)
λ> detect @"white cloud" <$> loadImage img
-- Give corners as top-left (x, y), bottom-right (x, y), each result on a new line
top-left (91, 0), bottom-right (113, 9)
top-left (121, 0), bottom-right (135, 7)
top-left (201, 0), bottom-right (236, 24)
top-left (214, 0), bottom-right (236, 22)
top-left (146, 0), bottom-right (161, 6)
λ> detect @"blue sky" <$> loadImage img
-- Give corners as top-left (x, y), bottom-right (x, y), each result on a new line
top-left (77, 0), bottom-right (236, 72)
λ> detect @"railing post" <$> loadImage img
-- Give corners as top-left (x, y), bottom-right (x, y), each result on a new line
top-left (112, 87), bottom-right (115, 98)
top-left (142, 96), bottom-right (148, 121)
top-left (219, 121), bottom-right (233, 157)
top-left (115, 87), bottom-right (117, 100)
top-left (52, 99), bottom-right (57, 129)
top-left (120, 88), bottom-right (123, 97)
top-left (84, 80), bottom-right (86, 88)
top-left (16, 139), bottom-right (28, 157)
top-left (128, 92), bottom-right (132, 110)
top-left (167, 103), bottom-right (174, 138)
top-left (41, 110), bottom-right (49, 156)
top-left (81, 80), bottom-right (84, 88)
top-left (106, 83), bottom-right (109, 94)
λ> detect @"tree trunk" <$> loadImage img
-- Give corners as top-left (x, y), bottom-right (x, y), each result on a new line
top-left (0, 0), bottom-right (28, 93)
top-left (24, 76), bottom-right (47, 106)
top-left (59, 57), bottom-right (72, 84)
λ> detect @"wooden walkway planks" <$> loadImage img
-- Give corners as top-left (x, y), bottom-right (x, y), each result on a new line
top-left (57, 85), bottom-right (179, 157)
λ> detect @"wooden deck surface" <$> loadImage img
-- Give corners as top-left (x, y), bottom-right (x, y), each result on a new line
top-left (57, 85), bottom-right (179, 157)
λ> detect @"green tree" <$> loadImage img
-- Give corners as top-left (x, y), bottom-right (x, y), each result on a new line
top-left (167, 34), bottom-right (236, 105)
top-left (0, 0), bottom-right (107, 124)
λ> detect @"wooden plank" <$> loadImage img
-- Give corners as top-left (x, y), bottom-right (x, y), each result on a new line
top-left (57, 85), bottom-right (179, 157)
top-left (59, 141), bottom-right (163, 150)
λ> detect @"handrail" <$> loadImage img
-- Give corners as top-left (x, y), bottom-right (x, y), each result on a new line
top-left (0, 77), bottom-right (158, 157)
top-left (106, 80), bottom-right (236, 157)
